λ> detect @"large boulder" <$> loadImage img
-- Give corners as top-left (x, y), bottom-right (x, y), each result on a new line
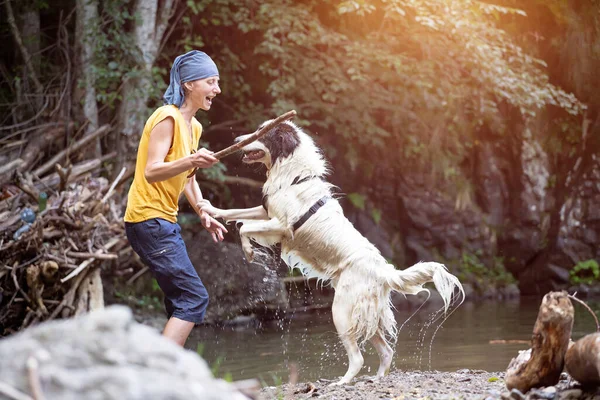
top-left (0, 306), bottom-right (247, 400)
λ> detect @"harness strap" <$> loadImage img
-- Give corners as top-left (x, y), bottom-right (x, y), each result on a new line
top-left (262, 175), bottom-right (322, 216)
top-left (292, 196), bottom-right (330, 232)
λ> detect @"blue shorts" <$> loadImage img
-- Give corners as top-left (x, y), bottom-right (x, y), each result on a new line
top-left (125, 218), bottom-right (209, 324)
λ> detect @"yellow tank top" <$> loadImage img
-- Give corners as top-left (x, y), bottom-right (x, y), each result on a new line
top-left (124, 105), bottom-right (202, 223)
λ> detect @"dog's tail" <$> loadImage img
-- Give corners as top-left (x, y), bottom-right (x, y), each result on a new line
top-left (385, 261), bottom-right (464, 312)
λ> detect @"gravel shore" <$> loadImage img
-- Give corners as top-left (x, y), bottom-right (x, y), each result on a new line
top-left (259, 369), bottom-right (600, 400)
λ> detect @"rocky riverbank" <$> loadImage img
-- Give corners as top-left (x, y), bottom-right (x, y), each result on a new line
top-left (259, 370), bottom-right (599, 400)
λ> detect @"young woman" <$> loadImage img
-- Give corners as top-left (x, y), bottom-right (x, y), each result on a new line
top-left (124, 50), bottom-right (228, 346)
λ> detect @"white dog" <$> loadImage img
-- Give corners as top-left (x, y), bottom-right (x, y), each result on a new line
top-left (199, 121), bottom-right (464, 385)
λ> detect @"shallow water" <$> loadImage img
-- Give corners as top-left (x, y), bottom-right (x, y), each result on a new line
top-left (188, 297), bottom-right (598, 385)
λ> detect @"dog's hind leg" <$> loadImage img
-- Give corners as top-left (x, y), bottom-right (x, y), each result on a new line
top-left (331, 295), bottom-right (364, 385)
top-left (369, 331), bottom-right (393, 379)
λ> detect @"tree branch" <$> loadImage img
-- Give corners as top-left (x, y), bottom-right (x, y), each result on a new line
top-left (33, 124), bottom-right (111, 177)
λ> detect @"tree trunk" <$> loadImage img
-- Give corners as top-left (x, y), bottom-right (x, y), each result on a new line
top-left (19, 7), bottom-right (40, 77)
top-left (5, 0), bottom-right (43, 118)
top-left (505, 291), bottom-right (574, 393)
top-left (75, 0), bottom-right (101, 158)
top-left (114, 0), bottom-right (176, 173)
top-left (565, 332), bottom-right (600, 386)
top-left (19, 2), bottom-right (41, 111)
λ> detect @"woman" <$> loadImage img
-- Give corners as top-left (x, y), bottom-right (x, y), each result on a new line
top-left (124, 50), bottom-right (228, 346)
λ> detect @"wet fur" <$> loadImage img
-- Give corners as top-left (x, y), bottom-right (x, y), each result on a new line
top-left (199, 121), bottom-right (465, 384)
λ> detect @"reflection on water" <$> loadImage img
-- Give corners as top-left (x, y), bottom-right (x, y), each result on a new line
top-left (188, 297), bottom-right (598, 384)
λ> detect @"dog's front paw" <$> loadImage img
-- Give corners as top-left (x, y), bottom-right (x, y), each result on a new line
top-left (242, 243), bottom-right (254, 263)
top-left (197, 199), bottom-right (221, 219)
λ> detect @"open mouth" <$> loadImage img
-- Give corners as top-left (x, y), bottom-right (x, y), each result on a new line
top-left (205, 96), bottom-right (213, 105)
top-left (242, 150), bottom-right (265, 162)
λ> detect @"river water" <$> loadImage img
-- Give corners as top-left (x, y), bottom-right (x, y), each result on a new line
top-left (188, 297), bottom-right (598, 385)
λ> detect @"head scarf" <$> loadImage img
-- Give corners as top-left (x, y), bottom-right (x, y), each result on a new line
top-left (163, 50), bottom-right (219, 108)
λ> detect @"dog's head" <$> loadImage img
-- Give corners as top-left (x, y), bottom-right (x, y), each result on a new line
top-left (236, 121), bottom-right (301, 169)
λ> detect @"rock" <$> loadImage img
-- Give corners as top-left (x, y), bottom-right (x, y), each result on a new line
top-left (502, 284), bottom-right (521, 299)
top-left (0, 306), bottom-right (246, 400)
top-left (462, 282), bottom-right (476, 299)
top-left (557, 389), bottom-right (583, 400)
top-left (529, 386), bottom-right (558, 399)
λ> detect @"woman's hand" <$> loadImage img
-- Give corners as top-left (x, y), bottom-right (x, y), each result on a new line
top-left (196, 199), bottom-right (220, 219)
top-left (200, 210), bottom-right (228, 243)
top-left (189, 148), bottom-right (218, 169)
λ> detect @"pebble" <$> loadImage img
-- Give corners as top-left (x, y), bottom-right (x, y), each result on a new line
top-left (503, 388), bottom-right (525, 400)
top-left (557, 389), bottom-right (582, 400)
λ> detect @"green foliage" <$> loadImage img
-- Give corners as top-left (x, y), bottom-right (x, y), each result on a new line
top-left (82, 0), bottom-right (167, 109)
top-left (371, 207), bottom-right (382, 225)
top-left (570, 259), bottom-right (600, 285)
top-left (114, 290), bottom-right (162, 310)
top-left (196, 343), bottom-right (233, 382)
top-left (347, 192), bottom-right (366, 210)
top-left (458, 251), bottom-right (516, 287)
top-left (176, 0), bottom-right (586, 192)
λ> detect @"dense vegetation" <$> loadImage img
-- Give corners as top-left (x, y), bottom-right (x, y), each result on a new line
top-left (1, 0), bottom-right (598, 287)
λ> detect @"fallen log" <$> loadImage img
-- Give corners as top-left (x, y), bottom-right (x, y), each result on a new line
top-left (34, 152), bottom-right (116, 190)
top-left (505, 291), bottom-right (574, 393)
top-left (565, 332), bottom-right (600, 386)
top-left (33, 124), bottom-right (111, 177)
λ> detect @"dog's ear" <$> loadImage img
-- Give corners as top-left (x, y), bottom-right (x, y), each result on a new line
top-left (269, 124), bottom-right (300, 163)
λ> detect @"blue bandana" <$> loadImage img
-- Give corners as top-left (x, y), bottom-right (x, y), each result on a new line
top-left (163, 50), bottom-right (219, 108)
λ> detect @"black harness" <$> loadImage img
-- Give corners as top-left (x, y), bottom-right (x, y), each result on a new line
top-left (262, 175), bottom-right (329, 233)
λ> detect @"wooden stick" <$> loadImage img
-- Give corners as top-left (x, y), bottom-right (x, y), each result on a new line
top-left (101, 166), bottom-right (126, 204)
top-left (26, 357), bottom-right (45, 400)
top-left (213, 110), bottom-right (296, 160)
top-left (568, 294), bottom-right (600, 332)
top-left (0, 382), bottom-right (33, 400)
top-left (187, 110), bottom-right (296, 178)
top-left (126, 266), bottom-right (148, 285)
top-left (60, 237), bottom-right (120, 283)
top-left (49, 270), bottom-right (88, 320)
top-left (66, 251), bottom-right (117, 260)
top-left (0, 158), bottom-right (23, 176)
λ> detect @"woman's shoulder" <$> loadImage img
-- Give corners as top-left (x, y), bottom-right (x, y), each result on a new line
top-left (150, 104), bottom-right (179, 120)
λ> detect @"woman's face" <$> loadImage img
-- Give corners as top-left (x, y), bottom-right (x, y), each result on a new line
top-left (185, 76), bottom-right (221, 110)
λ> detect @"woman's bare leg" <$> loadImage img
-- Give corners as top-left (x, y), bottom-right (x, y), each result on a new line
top-left (162, 317), bottom-right (195, 346)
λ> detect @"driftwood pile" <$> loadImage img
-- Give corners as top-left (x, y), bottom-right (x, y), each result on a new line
top-left (506, 291), bottom-right (600, 394)
top-left (0, 125), bottom-right (139, 335)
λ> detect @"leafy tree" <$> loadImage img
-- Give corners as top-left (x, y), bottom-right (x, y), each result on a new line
top-left (182, 0), bottom-right (584, 180)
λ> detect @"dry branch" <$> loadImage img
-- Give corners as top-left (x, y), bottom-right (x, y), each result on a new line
top-left (0, 159), bottom-right (24, 176)
top-left (35, 152), bottom-right (116, 190)
top-left (33, 124), bottom-right (111, 177)
top-left (61, 237), bottom-right (121, 283)
top-left (187, 110), bottom-right (297, 178)
top-left (214, 110), bottom-right (296, 159)
top-left (0, 122), bottom-right (143, 335)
